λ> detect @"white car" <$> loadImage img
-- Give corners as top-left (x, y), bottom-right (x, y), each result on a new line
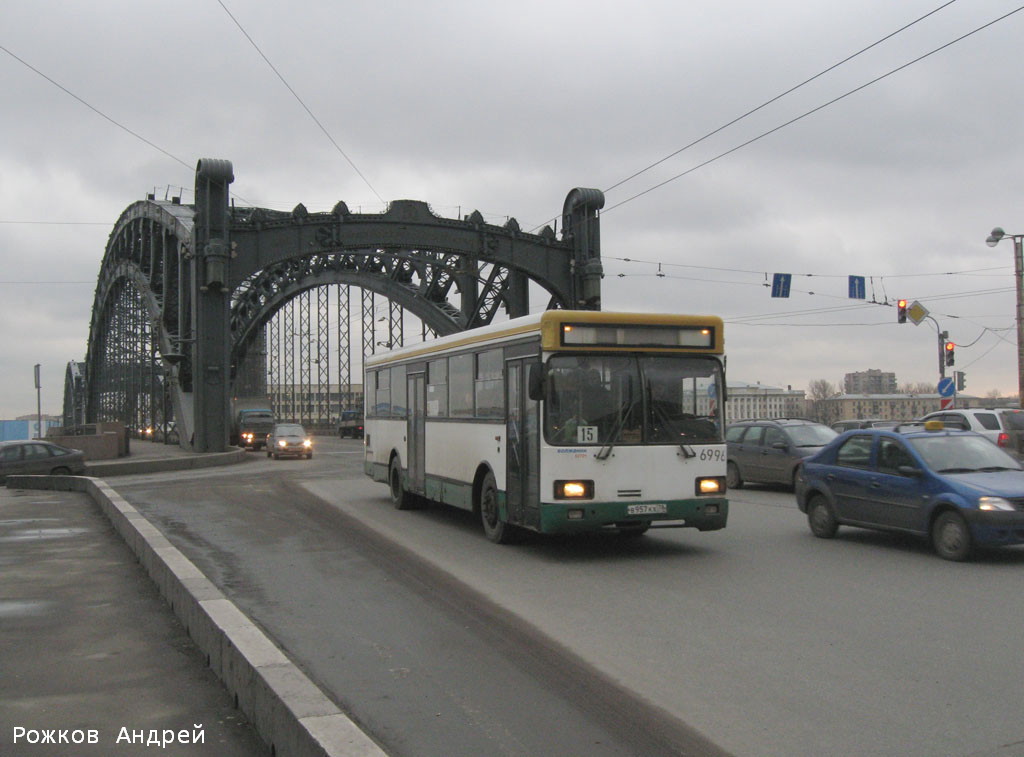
top-left (919, 408), bottom-right (1018, 453)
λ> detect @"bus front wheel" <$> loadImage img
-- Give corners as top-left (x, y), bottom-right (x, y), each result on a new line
top-left (480, 471), bottom-right (515, 544)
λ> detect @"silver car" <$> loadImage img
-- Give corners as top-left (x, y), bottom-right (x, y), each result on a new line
top-left (0, 440), bottom-right (87, 482)
top-left (726, 418), bottom-right (837, 489)
top-left (265, 424), bottom-right (313, 460)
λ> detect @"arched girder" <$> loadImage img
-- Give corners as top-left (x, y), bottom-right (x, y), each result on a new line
top-left (63, 361), bottom-right (86, 428)
top-left (226, 198), bottom-right (587, 312)
top-left (84, 199), bottom-right (194, 439)
top-left (230, 267), bottom-right (466, 374)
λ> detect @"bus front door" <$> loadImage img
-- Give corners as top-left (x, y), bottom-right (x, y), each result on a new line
top-left (407, 372), bottom-right (426, 495)
top-left (506, 360), bottom-right (539, 528)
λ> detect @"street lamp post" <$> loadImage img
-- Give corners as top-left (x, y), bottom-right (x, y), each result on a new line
top-left (986, 227), bottom-right (1024, 408)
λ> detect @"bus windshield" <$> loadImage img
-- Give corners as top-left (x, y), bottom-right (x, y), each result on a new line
top-left (544, 354), bottom-right (723, 446)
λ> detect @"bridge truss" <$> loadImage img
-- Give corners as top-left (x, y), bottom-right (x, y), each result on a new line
top-left (71, 160), bottom-right (604, 451)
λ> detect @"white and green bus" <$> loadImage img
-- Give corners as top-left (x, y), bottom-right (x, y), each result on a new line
top-left (364, 310), bottom-right (728, 543)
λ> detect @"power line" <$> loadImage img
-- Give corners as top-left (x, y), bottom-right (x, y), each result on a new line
top-left (603, 5), bottom-right (1024, 214)
top-left (0, 44), bottom-right (257, 206)
top-left (0, 221), bottom-right (109, 226)
top-left (216, 0), bottom-right (385, 204)
top-left (0, 45), bottom-right (193, 171)
top-left (605, 255), bottom-right (1010, 281)
top-left (603, 0), bottom-right (959, 195)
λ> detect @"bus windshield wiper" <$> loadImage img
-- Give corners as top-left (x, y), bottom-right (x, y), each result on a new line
top-left (595, 402), bottom-right (633, 461)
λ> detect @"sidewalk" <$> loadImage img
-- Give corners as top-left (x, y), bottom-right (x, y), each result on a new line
top-left (0, 484), bottom-right (268, 756)
top-left (1, 442), bottom-right (385, 757)
top-left (83, 438), bottom-right (247, 477)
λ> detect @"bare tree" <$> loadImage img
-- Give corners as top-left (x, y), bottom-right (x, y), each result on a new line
top-left (807, 379), bottom-right (837, 401)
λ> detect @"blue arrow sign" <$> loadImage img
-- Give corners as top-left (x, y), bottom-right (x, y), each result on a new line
top-left (771, 273), bottom-right (792, 298)
top-left (848, 275), bottom-right (866, 299)
top-left (937, 377), bottom-right (955, 397)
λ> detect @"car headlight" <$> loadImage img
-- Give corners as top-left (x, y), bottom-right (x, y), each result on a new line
top-left (278, 439), bottom-right (287, 448)
top-left (303, 439), bottom-right (312, 448)
top-left (978, 496), bottom-right (1015, 511)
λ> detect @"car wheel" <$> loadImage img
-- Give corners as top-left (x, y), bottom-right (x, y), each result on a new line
top-left (50, 466), bottom-right (71, 476)
top-left (807, 494), bottom-right (839, 539)
top-left (267, 449), bottom-right (272, 458)
top-left (306, 453), bottom-right (313, 460)
top-left (726, 461), bottom-right (743, 489)
top-left (931, 511), bottom-right (972, 561)
top-left (389, 457), bottom-right (414, 510)
top-left (480, 471), bottom-right (516, 544)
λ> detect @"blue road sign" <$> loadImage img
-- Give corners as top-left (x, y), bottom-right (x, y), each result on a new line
top-left (937, 377), bottom-right (955, 397)
top-left (848, 275), bottom-right (866, 299)
top-left (771, 273), bottom-right (792, 298)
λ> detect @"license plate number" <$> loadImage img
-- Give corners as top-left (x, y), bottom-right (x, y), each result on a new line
top-left (627, 504), bottom-right (667, 515)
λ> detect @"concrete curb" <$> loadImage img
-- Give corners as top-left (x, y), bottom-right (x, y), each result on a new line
top-left (7, 474), bottom-right (386, 757)
top-left (84, 447), bottom-right (248, 477)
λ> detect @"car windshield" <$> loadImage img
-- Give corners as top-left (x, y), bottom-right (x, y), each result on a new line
top-left (908, 434), bottom-right (1023, 473)
top-left (276, 425), bottom-right (305, 436)
top-left (544, 354), bottom-right (723, 446)
top-left (787, 425), bottom-right (838, 447)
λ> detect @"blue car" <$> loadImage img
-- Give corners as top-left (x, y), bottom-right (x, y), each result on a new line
top-left (795, 422), bottom-right (1024, 561)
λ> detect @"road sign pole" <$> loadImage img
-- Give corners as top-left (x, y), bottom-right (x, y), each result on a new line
top-left (938, 330), bottom-right (947, 379)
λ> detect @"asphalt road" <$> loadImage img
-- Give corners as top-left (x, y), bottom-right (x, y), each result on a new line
top-left (114, 437), bottom-right (1024, 757)
top-left (115, 440), bottom-right (721, 757)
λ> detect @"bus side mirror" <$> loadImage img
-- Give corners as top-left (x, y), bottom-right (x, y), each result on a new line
top-left (528, 362), bottom-right (546, 401)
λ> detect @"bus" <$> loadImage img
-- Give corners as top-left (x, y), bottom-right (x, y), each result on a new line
top-left (364, 310), bottom-right (728, 543)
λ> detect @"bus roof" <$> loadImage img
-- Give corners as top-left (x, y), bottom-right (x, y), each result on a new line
top-left (365, 310), bottom-right (724, 366)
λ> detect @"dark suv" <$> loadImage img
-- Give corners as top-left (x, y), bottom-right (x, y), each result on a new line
top-left (726, 418), bottom-right (837, 489)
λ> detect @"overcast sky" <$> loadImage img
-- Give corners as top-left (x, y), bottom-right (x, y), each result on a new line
top-left (3, 0), bottom-right (1024, 419)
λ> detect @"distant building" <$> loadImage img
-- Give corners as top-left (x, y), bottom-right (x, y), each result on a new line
top-left (726, 382), bottom-right (808, 422)
top-left (844, 369), bottom-right (897, 394)
top-left (267, 383), bottom-right (364, 426)
top-left (813, 393), bottom-right (1018, 426)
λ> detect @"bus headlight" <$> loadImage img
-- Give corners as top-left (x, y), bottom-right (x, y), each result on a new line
top-left (697, 477), bottom-right (725, 495)
top-left (554, 480), bottom-right (594, 500)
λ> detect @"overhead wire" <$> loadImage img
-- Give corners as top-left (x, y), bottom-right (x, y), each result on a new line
top-left (215, 0), bottom-right (385, 204)
top-left (602, 4), bottom-right (1024, 214)
top-left (0, 44), bottom-right (263, 206)
top-left (603, 0), bottom-right (960, 195)
top-left (0, 44), bottom-right (193, 171)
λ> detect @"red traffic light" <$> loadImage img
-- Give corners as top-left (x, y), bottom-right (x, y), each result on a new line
top-left (897, 299), bottom-right (908, 324)
top-left (945, 341), bottom-right (955, 366)
top-left (945, 341), bottom-right (955, 352)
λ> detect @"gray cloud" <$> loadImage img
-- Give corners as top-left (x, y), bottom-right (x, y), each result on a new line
top-left (2, 0), bottom-right (1023, 416)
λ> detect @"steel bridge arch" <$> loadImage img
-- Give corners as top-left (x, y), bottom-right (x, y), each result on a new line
top-left (76, 159), bottom-right (604, 451)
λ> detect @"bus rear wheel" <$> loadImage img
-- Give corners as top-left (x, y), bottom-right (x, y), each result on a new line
top-left (390, 458), bottom-right (414, 510)
top-left (480, 471), bottom-right (516, 544)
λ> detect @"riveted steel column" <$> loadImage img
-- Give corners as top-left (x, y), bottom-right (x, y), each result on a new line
top-left (562, 188), bottom-right (605, 310)
top-left (191, 159), bottom-right (234, 451)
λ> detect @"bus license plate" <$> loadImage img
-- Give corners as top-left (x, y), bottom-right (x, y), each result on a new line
top-left (627, 504), bottom-right (667, 515)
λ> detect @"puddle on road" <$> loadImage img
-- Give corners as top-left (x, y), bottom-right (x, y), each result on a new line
top-left (0, 527), bottom-right (91, 542)
top-left (0, 599), bottom-right (54, 617)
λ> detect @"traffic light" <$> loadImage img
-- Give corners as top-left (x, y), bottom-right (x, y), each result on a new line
top-left (955, 371), bottom-right (966, 391)
top-left (897, 299), bottom-right (907, 324)
top-left (945, 341), bottom-right (955, 367)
